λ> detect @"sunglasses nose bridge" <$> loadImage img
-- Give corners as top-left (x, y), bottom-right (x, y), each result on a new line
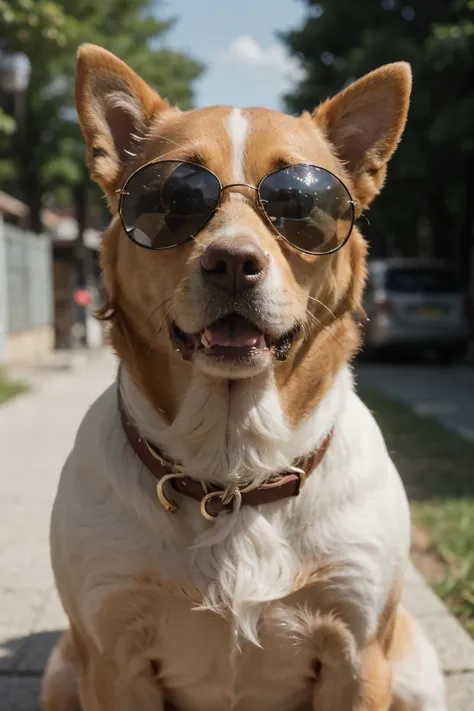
top-left (220, 183), bottom-right (259, 199)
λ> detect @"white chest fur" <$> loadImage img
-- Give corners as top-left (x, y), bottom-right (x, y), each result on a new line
top-left (51, 367), bottom-right (410, 710)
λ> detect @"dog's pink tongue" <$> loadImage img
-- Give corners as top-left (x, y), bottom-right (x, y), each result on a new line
top-left (204, 315), bottom-right (264, 348)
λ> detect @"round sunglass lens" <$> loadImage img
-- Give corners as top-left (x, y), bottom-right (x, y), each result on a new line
top-left (259, 164), bottom-right (354, 254)
top-left (120, 161), bottom-right (221, 249)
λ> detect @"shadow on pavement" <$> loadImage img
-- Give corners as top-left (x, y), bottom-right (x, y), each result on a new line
top-left (0, 628), bottom-right (61, 675)
top-left (0, 629), bottom-right (65, 711)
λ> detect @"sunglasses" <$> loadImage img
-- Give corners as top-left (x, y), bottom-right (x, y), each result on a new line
top-left (118, 161), bottom-right (355, 255)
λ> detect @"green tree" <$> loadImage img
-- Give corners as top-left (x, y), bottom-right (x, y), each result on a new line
top-left (283, 0), bottom-right (474, 288)
top-left (0, 0), bottom-right (69, 62)
top-left (0, 0), bottom-right (203, 231)
top-left (0, 0), bottom-right (69, 136)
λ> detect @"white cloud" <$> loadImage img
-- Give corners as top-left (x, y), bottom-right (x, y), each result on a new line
top-left (220, 35), bottom-right (305, 81)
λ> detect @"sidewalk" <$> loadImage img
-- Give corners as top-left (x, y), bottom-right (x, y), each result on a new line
top-left (1, 350), bottom-right (473, 709)
top-left (0, 349), bottom-right (118, 709)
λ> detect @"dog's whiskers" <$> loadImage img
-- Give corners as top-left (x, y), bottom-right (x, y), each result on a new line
top-left (146, 310), bottom-right (175, 356)
top-left (153, 135), bottom-right (192, 153)
top-left (300, 307), bottom-right (347, 348)
top-left (145, 298), bottom-right (172, 326)
top-left (305, 295), bottom-right (337, 320)
top-left (157, 304), bottom-right (176, 335)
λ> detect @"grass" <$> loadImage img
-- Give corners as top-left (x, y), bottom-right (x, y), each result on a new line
top-left (360, 386), bottom-right (474, 637)
top-left (0, 368), bottom-right (28, 405)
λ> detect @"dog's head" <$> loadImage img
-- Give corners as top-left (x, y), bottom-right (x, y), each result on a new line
top-left (76, 45), bottom-right (410, 404)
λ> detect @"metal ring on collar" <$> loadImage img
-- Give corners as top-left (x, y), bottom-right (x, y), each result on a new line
top-left (156, 474), bottom-right (182, 513)
top-left (200, 491), bottom-right (226, 521)
top-left (200, 488), bottom-right (243, 521)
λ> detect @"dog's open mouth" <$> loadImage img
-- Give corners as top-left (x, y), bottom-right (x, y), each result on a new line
top-left (171, 313), bottom-right (297, 362)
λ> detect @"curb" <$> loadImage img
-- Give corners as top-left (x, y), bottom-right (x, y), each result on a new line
top-left (404, 563), bottom-right (474, 708)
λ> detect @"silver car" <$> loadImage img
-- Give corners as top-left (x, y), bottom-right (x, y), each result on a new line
top-left (363, 258), bottom-right (471, 363)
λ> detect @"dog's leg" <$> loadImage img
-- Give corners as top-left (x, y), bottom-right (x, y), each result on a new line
top-left (41, 625), bottom-right (166, 711)
top-left (354, 641), bottom-right (393, 711)
top-left (41, 630), bottom-right (82, 711)
top-left (309, 617), bottom-right (396, 711)
top-left (309, 616), bottom-right (392, 711)
top-left (79, 652), bottom-right (165, 711)
top-left (389, 607), bottom-right (446, 711)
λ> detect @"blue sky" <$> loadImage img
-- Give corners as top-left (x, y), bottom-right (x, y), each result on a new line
top-left (163, 0), bottom-right (308, 110)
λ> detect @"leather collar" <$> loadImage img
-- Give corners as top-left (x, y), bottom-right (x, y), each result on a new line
top-left (118, 388), bottom-right (333, 520)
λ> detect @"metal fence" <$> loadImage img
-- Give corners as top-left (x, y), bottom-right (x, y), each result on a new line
top-left (2, 222), bottom-right (53, 333)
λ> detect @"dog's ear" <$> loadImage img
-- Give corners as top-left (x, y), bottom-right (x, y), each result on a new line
top-left (314, 63), bottom-right (411, 208)
top-left (75, 44), bottom-right (171, 198)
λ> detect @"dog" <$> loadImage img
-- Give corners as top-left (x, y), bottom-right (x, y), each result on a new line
top-left (41, 44), bottom-right (446, 711)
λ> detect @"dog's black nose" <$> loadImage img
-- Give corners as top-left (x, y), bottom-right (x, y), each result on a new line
top-left (201, 237), bottom-right (269, 293)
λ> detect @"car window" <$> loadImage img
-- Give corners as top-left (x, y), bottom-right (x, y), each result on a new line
top-left (386, 268), bottom-right (459, 293)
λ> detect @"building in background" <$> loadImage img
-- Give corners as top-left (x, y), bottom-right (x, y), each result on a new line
top-left (0, 190), bottom-right (103, 366)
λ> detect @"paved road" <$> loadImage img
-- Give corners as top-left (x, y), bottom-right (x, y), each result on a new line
top-left (1, 349), bottom-right (473, 709)
top-left (356, 361), bottom-right (474, 441)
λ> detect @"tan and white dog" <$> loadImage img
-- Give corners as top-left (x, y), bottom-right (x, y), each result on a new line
top-left (41, 45), bottom-right (446, 711)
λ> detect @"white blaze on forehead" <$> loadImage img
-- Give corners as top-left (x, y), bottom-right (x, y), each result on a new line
top-left (226, 108), bottom-right (249, 184)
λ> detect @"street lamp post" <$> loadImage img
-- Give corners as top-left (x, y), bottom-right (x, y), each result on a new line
top-left (0, 50), bottom-right (31, 94)
top-left (0, 51), bottom-right (32, 206)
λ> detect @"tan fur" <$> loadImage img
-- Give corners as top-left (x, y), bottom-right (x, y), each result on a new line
top-left (315, 63), bottom-right (412, 210)
top-left (387, 608), bottom-right (419, 711)
top-left (41, 599), bottom-right (412, 711)
top-left (75, 44), bottom-right (175, 197)
top-left (41, 630), bottom-right (81, 711)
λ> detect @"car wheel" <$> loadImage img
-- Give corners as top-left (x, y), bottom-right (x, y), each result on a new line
top-left (436, 346), bottom-right (466, 366)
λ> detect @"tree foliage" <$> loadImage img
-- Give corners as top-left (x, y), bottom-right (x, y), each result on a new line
top-left (283, 0), bottom-right (474, 284)
top-left (0, 0), bottom-right (69, 48)
top-left (0, 0), bottom-right (203, 230)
